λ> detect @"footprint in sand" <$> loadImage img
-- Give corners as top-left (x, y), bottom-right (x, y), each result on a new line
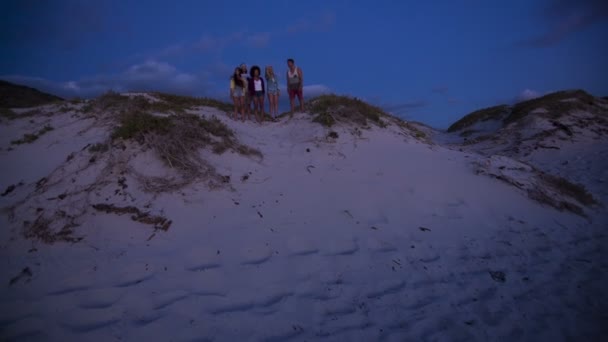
top-left (323, 238), bottom-right (359, 256)
top-left (210, 292), bottom-right (294, 315)
top-left (366, 280), bottom-right (407, 299)
top-left (113, 263), bottom-right (155, 287)
top-left (184, 248), bottom-right (223, 271)
top-left (240, 247), bottom-right (274, 266)
top-left (287, 237), bottom-right (319, 257)
top-left (47, 274), bottom-right (96, 296)
top-left (77, 288), bottom-right (125, 309)
top-left (0, 301), bottom-right (36, 328)
top-left (364, 237), bottom-right (398, 253)
top-left (60, 308), bottom-right (122, 333)
top-left (1, 316), bottom-right (46, 341)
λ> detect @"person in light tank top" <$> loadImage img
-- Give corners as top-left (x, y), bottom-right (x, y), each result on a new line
top-left (286, 58), bottom-right (304, 114)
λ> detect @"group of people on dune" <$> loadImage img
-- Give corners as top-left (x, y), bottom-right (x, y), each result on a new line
top-left (230, 58), bottom-right (304, 123)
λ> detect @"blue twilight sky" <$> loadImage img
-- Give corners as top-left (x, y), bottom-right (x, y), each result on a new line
top-left (1, 0), bottom-right (607, 128)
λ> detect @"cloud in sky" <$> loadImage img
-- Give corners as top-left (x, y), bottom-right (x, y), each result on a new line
top-left (149, 10), bottom-right (335, 60)
top-left (382, 100), bottom-right (429, 116)
top-left (2, 60), bottom-right (207, 98)
top-left (431, 86), bottom-right (449, 95)
top-left (247, 32), bottom-right (272, 48)
top-left (516, 88), bottom-right (541, 101)
top-left (517, 0), bottom-right (608, 47)
top-left (286, 11), bottom-right (336, 34)
top-left (431, 86), bottom-right (463, 105)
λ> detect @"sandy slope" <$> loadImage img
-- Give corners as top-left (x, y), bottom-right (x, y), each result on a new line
top-left (0, 100), bottom-right (606, 341)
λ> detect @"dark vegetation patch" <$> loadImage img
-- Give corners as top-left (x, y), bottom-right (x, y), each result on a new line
top-left (307, 95), bottom-right (387, 127)
top-left (0, 107), bottom-right (18, 120)
top-left (92, 203), bottom-right (172, 231)
top-left (23, 213), bottom-right (82, 244)
top-left (539, 172), bottom-right (597, 207)
top-left (111, 112), bottom-right (261, 160)
top-left (459, 129), bottom-right (478, 137)
top-left (0, 79), bottom-right (64, 108)
top-left (447, 105), bottom-right (509, 132)
top-left (81, 91), bottom-right (233, 115)
top-left (504, 89), bottom-right (596, 124)
top-left (10, 125), bottom-right (54, 145)
top-left (88, 143), bottom-right (110, 153)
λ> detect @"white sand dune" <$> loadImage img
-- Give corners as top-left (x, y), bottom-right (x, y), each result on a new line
top-left (0, 96), bottom-right (606, 341)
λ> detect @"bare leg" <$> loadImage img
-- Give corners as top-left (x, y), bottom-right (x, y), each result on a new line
top-left (289, 91), bottom-right (295, 114)
top-left (274, 94), bottom-right (279, 118)
top-left (253, 97), bottom-right (260, 122)
top-left (298, 91), bottom-right (304, 112)
top-left (239, 97), bottom-right (245, 122)
top-left (260, 96), bottom-right (265, 122)
top-left (231, 96), bottom-right (237, 120)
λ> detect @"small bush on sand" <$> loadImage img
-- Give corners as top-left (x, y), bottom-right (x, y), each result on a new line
top-left (11, 125), bottom-right (54, 145)
top-left (89, 143), bottom-right (109, 153)
top-left (307, 95), bottom-right (386, 127)
top-left (111, 111), bottom-right (172, 141)
top-left (312, 112), bottom-right (336, 127)
top-left (0, 108), bottom-right (18, 120)
top-left (447, 105), bottom-right (510, 132)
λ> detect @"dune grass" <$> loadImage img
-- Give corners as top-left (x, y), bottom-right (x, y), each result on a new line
top-left (447, 105), bottom-right (510, 132)
top-left (82, 91), bottom-right (233, 115)
top-left (539, 172), bottom-right (598, 207)
top-left (307, 94), bottom-right (386, 127)
top-left (504, 90), bottom-right (595, 124)
top-left (11, 125), bottom-right (54, 145)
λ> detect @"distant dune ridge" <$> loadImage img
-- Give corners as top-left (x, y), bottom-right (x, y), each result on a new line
top-left (1, 82), bottom-right (606, 341)
top-left (0, 80), bottom-right (64, 108)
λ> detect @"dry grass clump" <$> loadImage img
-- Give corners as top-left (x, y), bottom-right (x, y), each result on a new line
top-left (505, 89), bottom-right (596, 124)
top-left (92, 203), bottom-right (171, 231)
top-left (307, 94), bottom-right (388, 127)
top-left (23, 212), bottom-right (82, 244)
top-left (539, 172), bottom-right (597, 207)
top-left (447, 105), bottom-right (510, 132)
top-left (152, 92), bottom-right (233, 112)
top-left (82, 91), bottom-right (233, 115)
top-left (111, 111), bottom-right (261, 191)
top-left (526, 172), bottom-right (597, 217)
top-left (11, 124), bottom-right (54, 145)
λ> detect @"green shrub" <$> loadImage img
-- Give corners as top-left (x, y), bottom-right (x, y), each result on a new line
top-left (307, 94), bottom-right (386, 127)
top-left (111, 111), bottom-right (172, 141)
top-left (312, 112), bottom-right (336, 127)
